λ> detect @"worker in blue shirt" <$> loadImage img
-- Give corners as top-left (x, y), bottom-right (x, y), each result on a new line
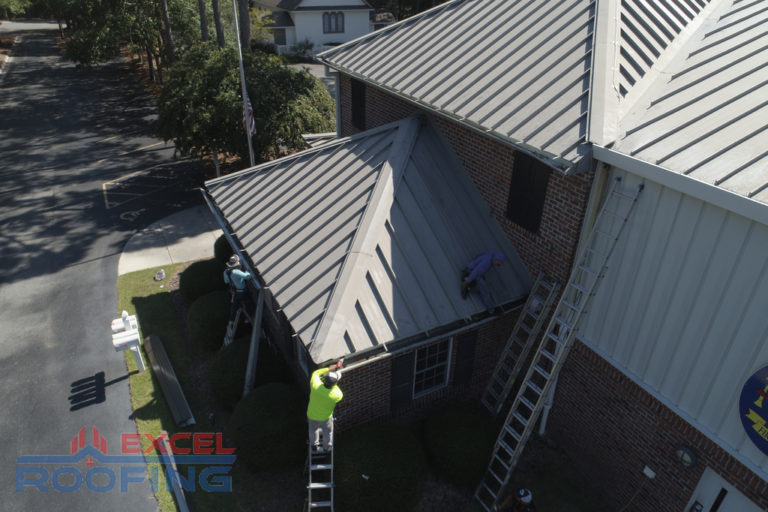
top-left (461, 251), bottom-right (504, 308)
top-left (224, 255), bottom-right (253, 319)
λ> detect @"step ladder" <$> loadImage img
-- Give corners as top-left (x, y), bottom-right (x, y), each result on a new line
top-left (307, 442), bottom-right (335, 511)
top-left (481, 270), bottom-right (560, 416)
top-left (223, 308), bottom-right (241, 346)
top-left (474, 177), bottom-right (643, 511)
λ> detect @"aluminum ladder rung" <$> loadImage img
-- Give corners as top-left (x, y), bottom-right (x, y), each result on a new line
top-left (310, 501), bottom-right (333, 508)
top-left (311, 464), bottom-right (332, 470)
top-left (309, 482), bottom-right (334, 489)
top-left (487, 468), bottom-right (504, 484)
top-left (475, 178), bottom-right (643, 512)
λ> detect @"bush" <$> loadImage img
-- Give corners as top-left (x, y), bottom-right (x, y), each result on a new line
top-left (179, 258), bottom-right (227, 303)
top-left (336, 422), bottom-right (427, 512)
top-left (422, 402), bottom-right (498, 488)
top-left (187, 290), bottom-right (230, 351)
top-left (229, 383), bottom-right (306, 472)
top-left (209, 335), bottom-right (292, 409)
top-left (213, 235), bottom-right (234, 265)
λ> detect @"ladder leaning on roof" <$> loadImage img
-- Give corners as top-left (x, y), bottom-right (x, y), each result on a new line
top-left (480, 270), bottom-right (560, 417)
top-left (474, 177), bottom-right (644, 512)
top-left (306, 436), bottom-right (335, 511)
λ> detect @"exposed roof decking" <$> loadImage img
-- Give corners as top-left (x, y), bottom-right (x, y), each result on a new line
top-left (206, 117), bottom-right (531, 363)
top-left (320, 0), bottom-right (597, 169)
top-left (617, 0), bottom-right (768, 204)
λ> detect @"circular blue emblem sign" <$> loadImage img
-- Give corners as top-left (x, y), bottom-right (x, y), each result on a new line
top-left (739, 365), bottom-right (768, 457)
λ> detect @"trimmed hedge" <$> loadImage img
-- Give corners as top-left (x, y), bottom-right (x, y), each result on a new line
top-left (229, 383), bottom-right (306, 472)
top-left (179, 258), bottom-right (227, 304)
top-left (209, 335), bottom-right (291, 409)
top-left (422, 402), bottom-right (498, 488)
top-left (187, 290), bottom-right (230, 352)
top-left (213, 234), bottom-right (234, 265)
top-left (336, 421), bottom-right (427, 512)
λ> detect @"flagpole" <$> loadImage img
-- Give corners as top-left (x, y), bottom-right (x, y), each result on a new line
top-left (232, 0), bottom-right (256, 167)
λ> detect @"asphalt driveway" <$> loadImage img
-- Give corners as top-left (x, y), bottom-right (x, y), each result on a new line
top-left (0, 21), bottom-right (202, 510)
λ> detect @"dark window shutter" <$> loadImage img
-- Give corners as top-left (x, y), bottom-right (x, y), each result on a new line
top-left (351, 79), bottom-right (366, 130)
top-left (506, 151), bottom-right (551, 233)
top-left (390, 352), bottom-right (414, 412)
top-left (453, 330), bottom-right (477, 386)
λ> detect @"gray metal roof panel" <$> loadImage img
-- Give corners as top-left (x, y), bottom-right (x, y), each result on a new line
top-left (206, 116), bottom-right (532, 363)
top-left (320, 0), bottom-right (596, 168)
top-left (617, 0), bottom-right (768, 203)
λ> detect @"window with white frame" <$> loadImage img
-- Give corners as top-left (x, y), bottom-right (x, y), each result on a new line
top-left (323, 12), bottom-right (344, 33)
top-left (413, 338), bottom-right (452, 397)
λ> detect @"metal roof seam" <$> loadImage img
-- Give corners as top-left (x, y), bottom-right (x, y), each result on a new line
top-left (673, 30), bottom-right (765, 79)
top-left (685, 124), bottom-right (768, 178)
top-left (373, 243), bottom-right (422, 331)
top-left (407, 0), bottom-right (563, 104)
top-left (719, 0), bottom-right (763, 19)
top-left (713, 149), bottom-right (768, 186)
top-left (694, 9), bottom-right (768, 52)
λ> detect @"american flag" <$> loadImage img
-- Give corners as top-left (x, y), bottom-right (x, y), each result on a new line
top-left (242, 94), bottom-right (257, 135)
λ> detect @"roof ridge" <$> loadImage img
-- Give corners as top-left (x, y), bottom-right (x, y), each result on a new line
top-left (308, 116), bottom-right (422, 359)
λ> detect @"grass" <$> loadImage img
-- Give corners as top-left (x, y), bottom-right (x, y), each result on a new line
top-left (117, 263), bottom-right (237, 512)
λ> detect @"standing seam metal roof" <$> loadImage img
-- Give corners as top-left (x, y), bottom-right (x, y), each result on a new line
top-left (617, 0), bottom-right (768, 204)
top-left (319, 0), bottom-right (597, 171)
top-left (206, 116), bottom-right (531, 363)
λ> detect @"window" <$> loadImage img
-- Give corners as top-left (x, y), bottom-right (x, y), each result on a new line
top-left (413, 339), bottom-right (452, 397)
top-left (272, 28), bottom-right (286, 46)
top-left (506, 151), bottom-right (551, 233)
top-left (323, 12), bottom-right (344, 33)
top-left (350, 78), bottom-right (366, 130)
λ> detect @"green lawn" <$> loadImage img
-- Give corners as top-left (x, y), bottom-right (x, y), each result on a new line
top-left (117, 263), bottom-right (237, 512)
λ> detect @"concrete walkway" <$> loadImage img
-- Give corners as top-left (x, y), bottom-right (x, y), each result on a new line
top-left (118, 205), bottom-right (222, 275)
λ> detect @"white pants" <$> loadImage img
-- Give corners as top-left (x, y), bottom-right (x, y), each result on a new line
top-left (308, 417), bottom-right (334, 450)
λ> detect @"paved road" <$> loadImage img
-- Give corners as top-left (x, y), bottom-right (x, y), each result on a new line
top-left (0, 22), bottom-right (203, 510)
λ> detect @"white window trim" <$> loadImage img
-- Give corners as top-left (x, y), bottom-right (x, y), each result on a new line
top-left (412, 337), bottom-right (453, 398)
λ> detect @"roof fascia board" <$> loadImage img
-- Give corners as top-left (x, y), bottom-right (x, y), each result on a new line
top-left (309, 118), bottom-right (421, 356)
top-left (617, 0), bottom-right (727, 122)
top-left (324, 68), bottom-right (576, 174)
top-left (594, 145), bottom-right (768, 227)
top-left (588, 0), bottom-right (621, 146)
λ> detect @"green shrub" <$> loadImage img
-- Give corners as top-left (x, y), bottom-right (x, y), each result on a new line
top-left (422, 402), bottom-right (498, 488)
top-left (229, 383), bottom-right (306, 472)
top-left (179, 258), bottom-right (227, 303)
top-left (213, 235), bottom-right (234, 265)
top-left (187, 290), bottom-right (230, 351)
top-left (209, 336), bottom-right (292, 409)
top-left (336, 421), bottom-right (427, 512)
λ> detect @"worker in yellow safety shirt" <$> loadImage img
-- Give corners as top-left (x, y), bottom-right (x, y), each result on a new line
top-left (307, 360), bottom-right (343, 452)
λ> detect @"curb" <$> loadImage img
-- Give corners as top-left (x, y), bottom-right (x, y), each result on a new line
top-left (0, 35), bottom-right (19, 79)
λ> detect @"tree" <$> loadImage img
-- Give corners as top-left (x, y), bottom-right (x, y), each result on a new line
top-left (211, 0), bottom-right (225, 47)
top-left (236, 0), bottom-right (249, 52)
top-left (156, 42), bottom-right (335, 165)
top-left (197, 0), bottom-right (209, 41)
top-left (0, 0), bottom-right (30, 19)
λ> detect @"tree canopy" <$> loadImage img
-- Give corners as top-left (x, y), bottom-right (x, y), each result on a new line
top-left (156, 41), bottom-right (335, 164)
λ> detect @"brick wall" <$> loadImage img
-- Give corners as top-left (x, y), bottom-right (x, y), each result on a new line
top-left (549, 341), bottom-right (768, 511)
top-left (334, 311), bottom-right (517, 431)
top-left (338, 75), bottom-right (593, 282)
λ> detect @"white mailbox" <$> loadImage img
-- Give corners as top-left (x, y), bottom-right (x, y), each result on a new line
top-left (111, 311), bottom-right (145, 371)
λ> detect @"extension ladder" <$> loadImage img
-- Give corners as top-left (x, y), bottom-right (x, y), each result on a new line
top-left (474, 178), bottom-right (643, 511)
top-left (223, 308), bottom-right (241, 346)
top-left (481, 270), bottom-right (560, 416)
top-left (307, 439), bottom-right (335, 510)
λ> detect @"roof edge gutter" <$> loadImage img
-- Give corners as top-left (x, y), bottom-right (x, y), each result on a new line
top-left (318, 66), bottom-right (578, 175)
top-left (336, 297), bottom-right (527, 372)
top-left (594, 145), bottom-right (768, 227)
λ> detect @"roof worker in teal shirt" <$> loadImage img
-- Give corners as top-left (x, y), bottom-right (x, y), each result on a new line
top-left (307, 359), bottom-right (343, 452)
top-left (223, 255), bottom-right (253, 319)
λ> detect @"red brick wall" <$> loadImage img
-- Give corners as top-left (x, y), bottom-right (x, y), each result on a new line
top-left (338, 75), bottom-right (593, 282)
top-left (549, 341), bottom-right (768, 511)
top-left (334, 311), bottom-right (517, 431)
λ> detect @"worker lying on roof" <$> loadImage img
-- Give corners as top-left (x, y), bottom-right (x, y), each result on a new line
top-left (461, 251), bottom-right (504, 309)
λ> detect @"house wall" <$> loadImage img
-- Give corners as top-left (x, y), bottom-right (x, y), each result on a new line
top-left (333, 311), bottom-right (517, 431)
top-left (549, 340), bottom-right (768, 511)
top-left (338, 75), bottom-right (593, 283)
top-left (579, 167), bottom-right (768, 478)
top-left (292, 10), bottom-right (371, 47)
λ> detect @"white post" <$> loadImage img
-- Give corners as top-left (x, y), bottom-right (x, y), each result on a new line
top-left (231, 0), bottom-right (256, 167)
